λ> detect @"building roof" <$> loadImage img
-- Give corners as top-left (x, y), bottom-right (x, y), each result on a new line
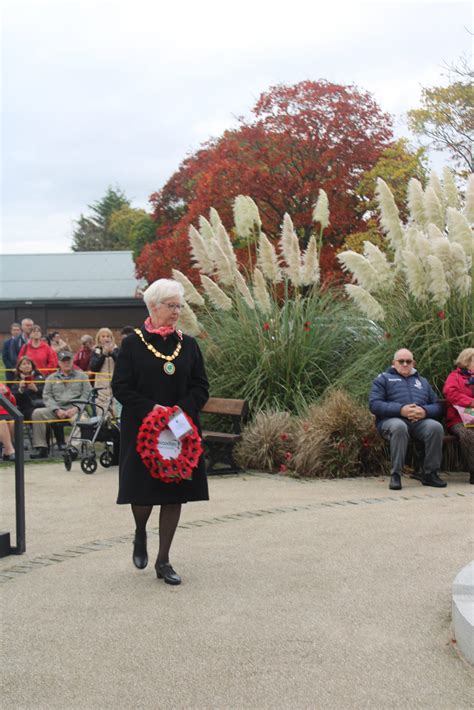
top-left (0, 251), bottom-right (146, 302)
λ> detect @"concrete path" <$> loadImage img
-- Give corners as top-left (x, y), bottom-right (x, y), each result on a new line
top-left (1, 463), bottom-right (473, 709)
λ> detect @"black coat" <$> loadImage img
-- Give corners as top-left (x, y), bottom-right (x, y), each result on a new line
top-left (111, 328), bottom-right (209, 505)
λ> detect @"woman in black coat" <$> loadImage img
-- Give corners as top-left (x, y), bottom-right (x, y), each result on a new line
top-left (112, 278), bottom-right (209, 585)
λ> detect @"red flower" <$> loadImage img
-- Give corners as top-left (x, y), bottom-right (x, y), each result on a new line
top-left (280, 432), bottom-right (289, 441)
top-left (337, 442), bottom-right (346, 450)
top-left (262, 322), bottom-right (270, 331)
top-left (304, 321), bottom-right (311, 332)
top-left (362, 437), bottom-right (370, 448)
top-left (284, 451), bottom-right (292, 460)
top-left (279, 464), bottom-right (288, 473)
top-left (384, 332), bottom-right (391, 340)
top-left (437, 310), bottom-right (446, 320)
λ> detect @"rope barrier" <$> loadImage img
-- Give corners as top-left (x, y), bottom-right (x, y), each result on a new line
top-left (2, 377), bottom-right (112, 385)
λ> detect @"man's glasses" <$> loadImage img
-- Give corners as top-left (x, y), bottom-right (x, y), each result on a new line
top-left (396, 359), bottom-right (413, 365)
top-left (160, 303), bottom-right (183, 312)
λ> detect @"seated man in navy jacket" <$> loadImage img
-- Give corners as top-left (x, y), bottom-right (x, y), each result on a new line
top-left (369, 348), bottom-right (446, 490)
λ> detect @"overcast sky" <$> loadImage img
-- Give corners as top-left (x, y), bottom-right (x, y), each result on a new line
top-left (1, 0), bottom-right (471, 254)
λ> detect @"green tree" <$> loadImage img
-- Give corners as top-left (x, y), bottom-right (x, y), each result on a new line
top-left (108, 207), bottom-right (156, 256)
top-left (356, 138), bottom-right (427, 222)
top-left (407, 60), bottom-right (473, 175)
top-left (71, 186), bottom-right (131, 251)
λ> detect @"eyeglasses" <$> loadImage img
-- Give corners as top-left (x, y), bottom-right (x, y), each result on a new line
top-left (160, 302), bottom-right (183, 312)
top-left (396, 359), bottom-right (413, 365)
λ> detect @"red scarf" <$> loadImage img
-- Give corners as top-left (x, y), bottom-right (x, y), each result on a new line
top-left (144, 317), bottom-right (183, 340)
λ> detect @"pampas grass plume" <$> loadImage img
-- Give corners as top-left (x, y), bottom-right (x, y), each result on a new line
top-left (234, 270), bottom-right (255, 309)
top-left (178, 302), bottom-right (202, 336)
top-left (337, 251), bottom-right (380, 292)
top-left (464, 175), bottom-right (474, 224)
top-left (253, 267), bottom-right (272, 313)
top-left (216, 223), bottom-right (238, 272)
top-left (189, 225), bottom-right (214, 274)
top-left (200, 275), bottom-right (233, 311)
top-left (442, 168), bottom-right (461, 210)
top-left (407, 178), bottom-right (426, 227)
top-left (258, 232), bottom-right (282, 283)
top-left (213, 241), bottom-right (236, 287)
top-left (312, 189), bottom-right (330, 229)
top-left (426, 254), bottom-right (450, 307)
top-left (447, 208), bottom-right (474, 257)
top-left (424, 187), bottom-right (444, 231)
top-left (362, 242), bottom-right (393, 288)
top-left (171, 269), bottom-right (205, 306)
top-left (376, 178), bottom-right (404, 251)
top-left (301, 235), bottom-right (320, 286)
top-left (344, 284), bottom-right (385, 321)
top-left (401, 249), bottom-right (428, 302)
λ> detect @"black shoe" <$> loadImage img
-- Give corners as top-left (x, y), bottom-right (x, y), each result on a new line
top-left (30, 448), bottom-right (48, 460)
top-left (57, 444), bottom-right (67, 451)
top-left (389, 473), bottom-right (402, 490)
top-left (132, 531), bottom-right (148, 569)
top-left (421, 472), bottom-right (447, 488)
top-left (2, 453), bottom-right (15, 462)
top-left (155, 561), bottom-right (181, 585)
top-left (470, 472), bottom-right (474, 485)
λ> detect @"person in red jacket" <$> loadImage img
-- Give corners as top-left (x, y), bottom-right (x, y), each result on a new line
top-left (443, 347), bottom-right (474, 484)
top-left (0, 383), bottom-right (16, 461)
top-left (18, 325), bottom-right (58, 375)
top-left (73, 334), bottom-right (94, 373)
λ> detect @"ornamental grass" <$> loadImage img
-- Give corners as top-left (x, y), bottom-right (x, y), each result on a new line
top-left (234, 410), bottom-right (297, 473)
top-left (292, 389), bottom-right (389, 479)
top-left (336, 170), bottom-right (473, 398)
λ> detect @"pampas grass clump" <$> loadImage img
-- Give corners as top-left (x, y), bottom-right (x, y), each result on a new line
top-left (234, 410), bottom-right (297, 473)
top-left (292, 390), bottom-right (388, 478)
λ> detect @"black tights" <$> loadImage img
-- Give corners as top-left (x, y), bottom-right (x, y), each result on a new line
top-left (131, 503), bottom-right (182, 564)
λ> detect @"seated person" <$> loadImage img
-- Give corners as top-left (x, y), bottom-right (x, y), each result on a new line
top-left (11, 356), bottom-right (45, 420)
top-left (30, 351), bottom-right (91, 459)
top-left (369, 348), bottom-right (446, 490)
top-left (443, 347), bottom-right (474, 484)
top-left (0, 383), bottom-right (16, 461)
top-left (18, 325), bottom-right (58, 375)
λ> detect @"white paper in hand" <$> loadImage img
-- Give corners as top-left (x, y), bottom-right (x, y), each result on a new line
top-left (168, 411), bottom-right (193, 440)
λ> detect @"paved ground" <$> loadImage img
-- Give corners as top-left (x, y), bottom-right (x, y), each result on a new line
top-left (0, 462), bottom-right (473, 709)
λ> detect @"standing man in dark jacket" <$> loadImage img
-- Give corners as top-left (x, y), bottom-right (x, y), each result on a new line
top-left (369, 348), bottom-right (446, 490)
top-left (2, 322), bottom-right (21, 371)
top-left (9, 317), bottom-right (34, 365)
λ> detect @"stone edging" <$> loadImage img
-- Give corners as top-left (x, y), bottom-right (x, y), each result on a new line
top-left (452, 561), bottom-right (474, 665)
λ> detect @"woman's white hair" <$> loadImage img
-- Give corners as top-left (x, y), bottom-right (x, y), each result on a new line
top-left (143, 278), bottom-right (185, 312)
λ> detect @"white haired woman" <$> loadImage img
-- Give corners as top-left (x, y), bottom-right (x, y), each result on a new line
top-left (111, 278), bottom-right (209, 585)
top-left (443, 347), bottom-right (474, 484)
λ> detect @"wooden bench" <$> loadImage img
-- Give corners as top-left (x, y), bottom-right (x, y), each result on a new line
top-left (201, 397), bottom-right (249, 475)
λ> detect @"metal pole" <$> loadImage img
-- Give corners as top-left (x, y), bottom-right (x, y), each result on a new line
top-left (0, 392), bottom-right (25, 554)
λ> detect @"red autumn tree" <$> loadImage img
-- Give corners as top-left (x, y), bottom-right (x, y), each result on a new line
top-left (137, 80), bottom-right (393, 283)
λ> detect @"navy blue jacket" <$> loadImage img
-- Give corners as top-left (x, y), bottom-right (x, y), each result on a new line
top-left (369, 367), bottom-right (443, 430)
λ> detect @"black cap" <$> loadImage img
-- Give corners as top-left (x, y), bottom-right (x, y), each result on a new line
top-left (58, 350), bottom-right (74, 361)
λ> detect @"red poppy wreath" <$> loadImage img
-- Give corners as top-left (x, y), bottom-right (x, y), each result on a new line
top-left (136, 406), bottom-right (202, 483)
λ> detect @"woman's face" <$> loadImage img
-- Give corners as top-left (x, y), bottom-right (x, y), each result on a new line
top-left (99, 332), bottom-right (112, 346)
top-left (19, 359), bottom-right (33, 375)
top-left (152, 298), bottom-right (182, 327)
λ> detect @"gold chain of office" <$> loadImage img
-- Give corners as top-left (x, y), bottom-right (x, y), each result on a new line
top-left (134, 328), bottom-right (181, 375)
